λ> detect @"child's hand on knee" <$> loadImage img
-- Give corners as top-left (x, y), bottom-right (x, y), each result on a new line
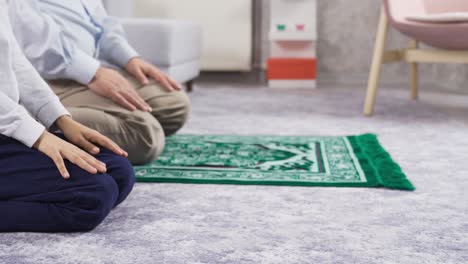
top-left (55, 116), bottom-right (128, 158)
top-left (32, 131), bottom-right (107, 179)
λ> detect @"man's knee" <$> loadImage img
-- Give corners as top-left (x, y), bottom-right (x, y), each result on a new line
top-left (124, 113), bottom-right (166, 164)
top-left (148, 90), bottom-right (191, 136)
top-left (172, 90), bottom-right (191, 126)
top-left (133, 120), bottom-right (165, 164)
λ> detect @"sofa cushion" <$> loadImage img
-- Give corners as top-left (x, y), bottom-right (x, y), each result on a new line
top-left (121, 18), bottom-right (202, 66)
top-left (157, 60), bottom-right (201, 83)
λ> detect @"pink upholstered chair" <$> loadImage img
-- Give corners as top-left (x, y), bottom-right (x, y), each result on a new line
top-left (364, 0), bottom-right (468, 116)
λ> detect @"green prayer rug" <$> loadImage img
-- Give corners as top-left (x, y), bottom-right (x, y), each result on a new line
top-left (134, 134), bottom-right (415, 191)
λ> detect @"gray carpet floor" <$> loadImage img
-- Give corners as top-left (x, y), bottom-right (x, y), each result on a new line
top-left (1, 83), bottom-right (467, 264)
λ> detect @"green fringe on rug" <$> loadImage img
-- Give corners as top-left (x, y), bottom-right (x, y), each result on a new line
top-left (347, 134), bottom-right (415, 191)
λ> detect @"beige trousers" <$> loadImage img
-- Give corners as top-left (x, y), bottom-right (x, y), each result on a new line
top-left (49, 74), bottom-right (190, 165)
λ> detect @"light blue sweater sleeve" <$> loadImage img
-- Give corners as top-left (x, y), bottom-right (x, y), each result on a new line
top-left (8, 0), bottom-right (101, 85)
top-left (92, 3), bottom-right (139, 68)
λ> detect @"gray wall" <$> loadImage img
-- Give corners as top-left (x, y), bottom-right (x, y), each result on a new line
top-left (261, 0), bottom-right (468, 92)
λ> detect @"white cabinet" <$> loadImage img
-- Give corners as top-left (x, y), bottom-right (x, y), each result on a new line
top-left (268, 0), bottom-right (317, 89)
top-left (269, 0), bottom-right (317, 41)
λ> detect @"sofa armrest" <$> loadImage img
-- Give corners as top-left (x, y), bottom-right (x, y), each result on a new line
top-left (120, 18), bottom-right (202, 67)
top-left (102, 0), bottom-right (133, 18)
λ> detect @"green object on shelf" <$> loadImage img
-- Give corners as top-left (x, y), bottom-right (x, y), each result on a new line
top-left (134, 134), bottom-right (415, 191)
top-left (277, 24), bottom-right (286, 31)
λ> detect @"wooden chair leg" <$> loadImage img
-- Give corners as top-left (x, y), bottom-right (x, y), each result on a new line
top-left (364, 7), bottom-right (390, 116)
top-left (186, 80), bottom-right (194, 93)
top-left (409, 39), bottom-right (419, 100)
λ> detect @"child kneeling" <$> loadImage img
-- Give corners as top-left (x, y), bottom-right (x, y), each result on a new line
top-left (0, 1), bottom-right (134, 232)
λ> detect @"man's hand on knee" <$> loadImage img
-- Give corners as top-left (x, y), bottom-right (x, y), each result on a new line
top-left (88, 67), bottom-right (152, 112)
top-left (125, 57), bottom-right (182, 92)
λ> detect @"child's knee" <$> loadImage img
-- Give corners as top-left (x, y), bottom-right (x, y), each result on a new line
top-left (109, 155), bottom-right (136, 205)
top-left (65, 175), bottom-right (119, 231)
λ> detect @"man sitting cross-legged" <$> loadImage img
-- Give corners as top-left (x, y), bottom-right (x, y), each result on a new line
top-left (9, 0), bottom-right (191, 164)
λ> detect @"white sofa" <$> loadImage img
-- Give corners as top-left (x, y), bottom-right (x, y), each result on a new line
top-left (102, 0), bottom-right (202, 91)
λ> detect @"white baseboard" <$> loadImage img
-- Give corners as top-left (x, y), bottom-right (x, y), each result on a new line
top-left (268, 80), bottom-right (317, 89)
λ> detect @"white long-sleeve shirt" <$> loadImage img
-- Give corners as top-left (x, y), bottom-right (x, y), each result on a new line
top-left (0, 1), bottom-right (69, 147)
top-left (8, 0), bottom-right (138, 85)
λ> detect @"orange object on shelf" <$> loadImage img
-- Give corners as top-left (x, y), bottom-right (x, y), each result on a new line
top-left (267, 58), bottom-right (317, 80)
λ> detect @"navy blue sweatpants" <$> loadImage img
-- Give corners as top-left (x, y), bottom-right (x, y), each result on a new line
top-left (0, 133), bottom-right (135, 232)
